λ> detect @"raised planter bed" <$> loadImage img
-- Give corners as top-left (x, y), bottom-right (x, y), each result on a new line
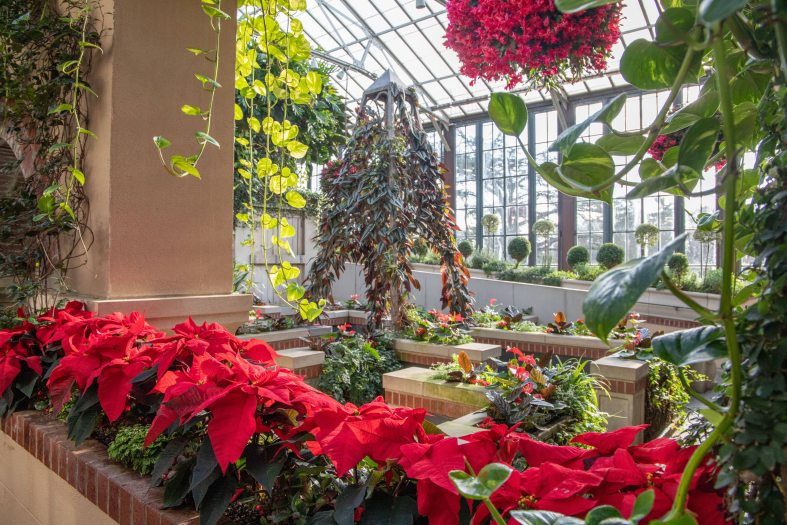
top-left (470, 328), bottom-right (612, 361)
top-left (393, 338), bottom-right (502, 366)
top-left (1, 411), bottom-right (199, 525)
top-left (251, 304), bottom-right (284, 319)
top-left (237, 325), bottom-right (333, 350)
top-left (317, 309), bottom-right (370, 326)
top-left (274, 348), bottom-right (325, 382)
top-left (382, 367), bottom-right (488, 418)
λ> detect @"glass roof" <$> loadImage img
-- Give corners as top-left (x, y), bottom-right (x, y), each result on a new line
top-left (300, 0), bottom-right (661, 122)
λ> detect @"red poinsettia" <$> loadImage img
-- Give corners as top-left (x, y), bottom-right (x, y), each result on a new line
top-left (445, 0), bottom-right (622, 88)
top-left (0, 320), bottom-right (40, 396)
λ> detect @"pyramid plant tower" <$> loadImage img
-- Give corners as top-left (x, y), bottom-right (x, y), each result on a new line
top-left (306, 71), bottom-right (472, 328)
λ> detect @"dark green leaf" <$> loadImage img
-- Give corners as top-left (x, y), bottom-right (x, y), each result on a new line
top-left (489, 93), bottom-right (528, 136)
top-left (554, 0), bottom-right (620, 14)
top-left (244, 445), bottom-right (287, 493)
top-left (679, 117), bottom-right (720, 174)
top-left (153, 135), bottom-right (171, 149)
top-left (550, 94), bottom-right (626, 153)
top-left (596, 133), bottom-right (646, 155)
top-left (559, 143), bottom-right (615, 203)
top-left (652, 325), bottom-right (727, 366)
top-left (334, 483), bottom-right (368, 525)
top-left (584, 234), bottom-right (688, 341)
top-left (585, 506), bottom-right (623, 525)
top-left (150, 439), bottom-right (187, 487)
top-left (195, 131), bottom-right (219, 147)
top-left (662, 91), bottom-right (719, 133)
top-left (306, 511), bottom-right (337, 525)
top-left (620, 40), bottom-right (699, 90)
top-left (163, 457), bottom-right (195, 508)
top-left (655, 8), bottom-right (695, 44)
top-left (510, 510), bottom-right (584, 525)
top-left (66, 385), bottom-right (101, 446)
top-left (199, 475), bottom-right (236, 525)
top-left (630, 489), bottom-right (655, 522)
top-left (359, 493), bottom-right (417, 525)
top-left (699, 0), bottom-right (747, 24)
top-left (190, 438), bottom-right (220, 508)
top-left (627, 166), bottom-right (696, 199)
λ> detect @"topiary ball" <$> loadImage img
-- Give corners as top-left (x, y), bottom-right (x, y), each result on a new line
top-left (667, 252), bottom-right (689, 277)
top-left (458, 240), bottom-right (474, 258)
top-left (596, 243), bottom-right (625, 269)
top-left (507, 237), bottom-right (531, 267)
top-left (566, 245), bottom-right (590, 269)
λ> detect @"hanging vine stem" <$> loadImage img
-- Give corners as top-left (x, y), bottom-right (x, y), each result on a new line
top-left (153, 0), bottom-right (228, 179)
top-left (664, 27), bottom-right (744, 520)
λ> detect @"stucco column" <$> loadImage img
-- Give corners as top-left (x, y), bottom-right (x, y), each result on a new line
top-left (69, 0), bottom-right (250, 330)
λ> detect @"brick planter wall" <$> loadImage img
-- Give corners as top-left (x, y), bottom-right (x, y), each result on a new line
top-left (1, 411), bottom-right (199, 525)
top-left (470, 328), bottom-right (611, 361)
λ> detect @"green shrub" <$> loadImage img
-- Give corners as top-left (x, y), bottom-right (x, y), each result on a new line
top-left (574, 263), bottom-right (605, 281)
top-left (597, 243), bottom-right (625, 269)
top-left (318, 333), bottom-right (402, 405)
top-left (107, 425), bottom-right (169, 476)
top-left (469, 251), bottom-right (491, 270)
top-left (679, 272), bottom-right (701, 292)
top-left (566, 245), bottom-right (589, 269)
top-left (507, 237), bottom-right (531, 267)
top-left (482, 259), bottom-right (510, 276)
top-left (667, 252), bottom-right (690, 278)
top-left (498, 266), bottom-right (551, 284)
top-left (542, 273), bottom-right (563, 287)
top-left (701, 268), bottom-right (723, 294)
top-left (635, 223), bottom-right (660, 255)
top-left (457, 240), bottom-right (474, 258)
top-left (481, 213), bottom-right (500, 234)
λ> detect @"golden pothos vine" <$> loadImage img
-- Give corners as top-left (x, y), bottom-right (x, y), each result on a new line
top-left (155, 0), bottom-right (322, 321)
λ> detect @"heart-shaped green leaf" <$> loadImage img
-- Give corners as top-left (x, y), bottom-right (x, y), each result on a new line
top-left (449, 463), bottom-right (512, 500)
top-left (679, 117), bottom-right (720, 174)
top-left (630, 489), bottom-right (655, 522)
top-left (550, 94), bottom-right (626, 153)
top-left (489, 92), bottom-right (528, 136)
top-left (584, 233), bottom-right (688, 342)
top-left (655, 8), bottom-right (695, 44)
top-left (652, 325), bottom-right (727, 366)
top-left (621, 40), bottom-right (699, 90)
top-left (596, 133), bottom-right (646, 155)
top-left (510, 510), bottom-right (584, 525)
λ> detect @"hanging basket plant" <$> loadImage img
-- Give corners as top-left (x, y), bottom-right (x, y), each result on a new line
top-left (444, 0), bottom-right (622, 89)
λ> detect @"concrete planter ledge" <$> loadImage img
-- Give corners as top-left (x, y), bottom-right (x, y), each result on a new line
top-left (318, 309), bottom-right (370, 326)
top-left (0, 411), bottom-right (199, 525)
top-left (383, 367), bottom-right (489, 418)
top-left (275, 348), bottom-right (325, 382)
top-left (252, 304), bottom-right (284, 318)
top-left (237, 326), bottom-right (333, 350)
top-left (470, 328), bottom-right (612, 361)
top-left (393, 339), bottom-right (502, 366)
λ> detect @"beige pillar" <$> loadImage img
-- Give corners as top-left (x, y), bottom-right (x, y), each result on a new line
top-left (592, 356), bottom-right (648, 436)
top-left (69, 0), bottom-right (249, 330)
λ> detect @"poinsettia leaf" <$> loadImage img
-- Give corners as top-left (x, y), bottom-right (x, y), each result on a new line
top-left (199, 474), bottom-right (237, 525)
top-left (489, 92), bottom-right (527, 136)
top-left (630, 489), bottom-right (656, 522)
top-left (150, 438), bottom-right (187, 487)
top-left (190, 437), bottom-right (220, 508)
top-left (652, 325), bottom-right (727, 366)
top-left (584, 234), bottom-right (688, 342)
top-left (244, 444), bottom-right (287, 494)
top-left (163, 457), bottom-right (195, 508)
top-left (334, 483), bottom-right (369, 525)
top-left (67, 403), bottom-right (101, 446)
top-left (510, 510), bottom-right (584, 525)
top-left (359, 492), bottom-right (418, 525)
top-left (551, 94), bottom-right (626, 153)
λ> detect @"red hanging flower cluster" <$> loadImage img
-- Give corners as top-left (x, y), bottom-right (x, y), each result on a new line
top-left (649, 131), bottom-right (727, 172)
top-left (444, 0), bottom-right (622, 88)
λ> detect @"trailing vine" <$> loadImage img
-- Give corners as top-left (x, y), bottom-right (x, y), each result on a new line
top-left (306, 82), bottom-right (473, 328)
top-left (0, 0), bottom-right (101, 319)
top-left (152, 0), bottom-right (228, 179)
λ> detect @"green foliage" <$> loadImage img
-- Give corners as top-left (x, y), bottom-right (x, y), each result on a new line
top-left (108, 425), bottom-right (170, 476)
top-left (644, 360), bottom-right (700, 441)
top-left (0, 1), bottom-right (100, 316)
top-left (497, 266), bottom-right (572, 288)
top-left (482, 213), bottom-right (501, 234)
top-left (458, 240), bottom-right (474, 258)
top-left (317, 333), bottom-right (401, 405)
top-left (595, 242), bottom-right (625, 269)
top-left (566, 246), bottom-right (590, 269)
top-left (574, 263), bottom-right (605, 282)
top-left (667, 252), bottom-right (690, 279)
top-left (699, 268), bottom-right (723, 294)
top-left (469, 251), bottom-right (493, 270)
top-left (634, 223), bottom-right (660, 255)
top-left (507, 237), bottom-right (531, 267)
top-left (482, 259), bottom-right (510, 277)
top-left (549, 358), bottom-right (608, 444)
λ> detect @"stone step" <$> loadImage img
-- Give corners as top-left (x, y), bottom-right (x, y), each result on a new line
top-left (274, 347), bottom-right (325, 369)
top-left (394, 339), bottom-right (502, 366)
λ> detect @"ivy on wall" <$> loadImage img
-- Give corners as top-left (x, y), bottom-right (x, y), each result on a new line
top-left (0, 0), bottom-right (101, 322)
